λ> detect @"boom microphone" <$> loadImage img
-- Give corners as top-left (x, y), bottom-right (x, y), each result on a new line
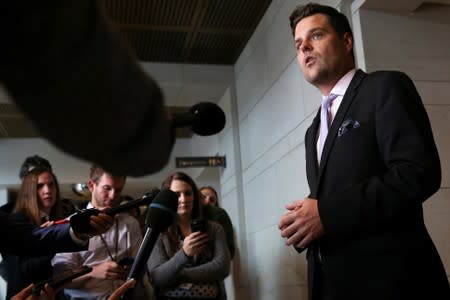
top-left (121, 189), bottom-right (178, 299)
top-left (172, 102), bottom-right (226, 136)
top-left (68, 188), bottom-right (160, 234)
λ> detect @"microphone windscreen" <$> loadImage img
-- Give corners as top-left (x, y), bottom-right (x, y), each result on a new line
top-left (70, 188), bottom-right (161, 234)
top-left (146, 189), bottom-right (178, 232)
top-left (190, 102), bottom-right (226, 136)
top-left (106, 188), bottom-right (160, 215)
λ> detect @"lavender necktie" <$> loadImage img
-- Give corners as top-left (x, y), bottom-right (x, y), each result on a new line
top-left (318, 94), bottom-right (338, 161)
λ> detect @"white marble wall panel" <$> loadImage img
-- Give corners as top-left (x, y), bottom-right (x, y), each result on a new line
top-left (221, 173), bottom-right (237, 199)
top-left (286, 113), bottom-right (315, 151)
top-left (243, 166), bottom-right (278, 234)
top-left (242, 145), bottom-right (305, 233)
top-left (190, 134), bottom-right (219, 157)
top-left (218, 129), bottom-right (237, 184)
top-left (239, 62), bottom-right (305, 170)
top-left (235, 0), bottom-right (286, 75)
top-left (351, 5), bottom-right (367, 70)
top-left (219, 88), bottom-right (233, 134)
top-left (416, 81), bottom-right (450, 105)
top-left (265, 0), bottom-right (300, 85)
top-left (235, 41), bottom-right (270, 122)
top-left (300, 70), bottom-right (322, 118)
top-left (360, 9), bottom-right (450, 81)
top-left (275, 146), bottom-right (309, 205)
top-left (240, 110), bottom-right (314, 206)
top-left (247, 226), bottom-right (308, 300)
top-left (216, 89), bottom-right (238, 185)
top-left (221, 187), bottom-right (248, 274)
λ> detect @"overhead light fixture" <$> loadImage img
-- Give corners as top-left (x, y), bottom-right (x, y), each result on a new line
top-left (72, 182), bottom-right (90, 198)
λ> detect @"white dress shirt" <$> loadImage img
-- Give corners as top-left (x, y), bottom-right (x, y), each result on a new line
top-left (317, 69), bottom-right (357, 163)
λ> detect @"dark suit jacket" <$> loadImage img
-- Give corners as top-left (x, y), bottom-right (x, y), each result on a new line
top-left (304, 70), bottom-right (449, 300)
top-left (3, 213), bottom-right (56, 299)
top-left (0, 211), bottom-right (85, 256)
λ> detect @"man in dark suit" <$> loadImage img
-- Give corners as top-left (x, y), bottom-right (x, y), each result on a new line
top-left (279, 3), bottom-right (449, 300)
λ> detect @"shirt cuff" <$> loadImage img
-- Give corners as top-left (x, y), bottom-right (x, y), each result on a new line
top-left (69, 227), bottom-right (89, 246)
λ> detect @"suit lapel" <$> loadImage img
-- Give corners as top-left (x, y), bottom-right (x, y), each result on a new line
top-left (318, 70), bottom-right (366, 175)
top-left (306, 111), bottom-right (321, 196)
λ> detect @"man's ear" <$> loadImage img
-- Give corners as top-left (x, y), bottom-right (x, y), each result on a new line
top-left (87, 179), bottom-right (95, 193)
top-left (343, 32), bottom-right (353, 53)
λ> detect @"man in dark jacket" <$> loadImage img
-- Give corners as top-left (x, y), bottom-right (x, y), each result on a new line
top-left (279, 3), bottom-right (449, 300)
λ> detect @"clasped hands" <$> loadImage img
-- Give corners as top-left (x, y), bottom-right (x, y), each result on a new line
top-left (278, 197), bottom-right (324, 248)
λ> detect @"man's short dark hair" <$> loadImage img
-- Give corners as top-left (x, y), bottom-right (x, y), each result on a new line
top-left (19, 155), bottom-right (52, 179)
top-left (289, 2), bottom-right (353, 38)
top-left (89, 163), bottom-right (126, 184)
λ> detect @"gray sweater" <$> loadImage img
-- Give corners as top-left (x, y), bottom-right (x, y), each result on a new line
top-left (148, 221), bottom-right (230, 299)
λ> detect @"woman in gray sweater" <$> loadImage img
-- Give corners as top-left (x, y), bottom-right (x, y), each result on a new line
top-left (148, 172), bottom-right (230, 300)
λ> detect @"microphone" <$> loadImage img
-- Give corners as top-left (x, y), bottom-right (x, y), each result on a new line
top-left (172, 102), bottom-right (226, 136)
top-left (121, 189), bottom-right (178, 299)
top-left (68, 188), bottom-right (160, 234)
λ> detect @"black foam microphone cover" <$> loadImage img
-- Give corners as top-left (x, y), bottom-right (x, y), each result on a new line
top-left (123, 188), bottom-right (178, 298)
top-left (69, 188), bottom-right (160, 234)
top-left (145, 189), bottom-right (178, 231)
top-left (173, 102), bottom-right (226, 136)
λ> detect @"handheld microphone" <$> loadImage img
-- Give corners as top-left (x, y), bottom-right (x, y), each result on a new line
top-left (121, 189), bottom-right (178, 299)
top-left (68, 188), bottom-right (160, 234)
top-left (172, 102), bottom-right (226, 136)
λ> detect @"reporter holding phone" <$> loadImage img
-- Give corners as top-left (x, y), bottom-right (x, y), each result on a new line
top-left (148, 172), bottom-right (230, 300)
top-left (51, 165), bottom-right (150, 300)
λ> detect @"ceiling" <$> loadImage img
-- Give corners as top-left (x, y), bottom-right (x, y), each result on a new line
top-left (100, 0), bottom-right (273, 65)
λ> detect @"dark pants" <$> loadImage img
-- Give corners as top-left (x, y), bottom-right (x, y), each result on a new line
top-left (307, 245), bottom-right (329, 300)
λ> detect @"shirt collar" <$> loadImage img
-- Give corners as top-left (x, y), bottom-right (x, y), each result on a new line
top-left (326, 68), bottom-right (357, 98)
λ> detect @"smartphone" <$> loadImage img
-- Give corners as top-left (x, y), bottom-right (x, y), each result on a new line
top-left (32, 265), bottom-right (92, 295)
top-left (190, 218), bottom-right (207, 233)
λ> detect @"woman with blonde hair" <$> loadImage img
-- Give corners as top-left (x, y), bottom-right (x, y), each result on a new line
top-left (3, 167), bottom-right (67, 299)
